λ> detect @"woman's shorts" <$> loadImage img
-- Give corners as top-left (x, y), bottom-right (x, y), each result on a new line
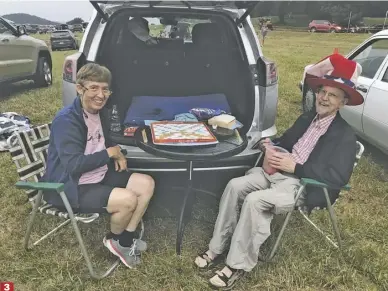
top-left (77, 166), bottom-right (132, 213)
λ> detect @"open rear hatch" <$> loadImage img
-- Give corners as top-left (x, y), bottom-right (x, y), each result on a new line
top-left (89, 0), bottom-right (258, 23)
top-left (90, 1), bottom-right (258, 147)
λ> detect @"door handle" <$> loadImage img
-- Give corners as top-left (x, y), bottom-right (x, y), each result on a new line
top-left (1, 38), bottom-right (9, 43)
top-left (356, 85), bottom-right (368, 93)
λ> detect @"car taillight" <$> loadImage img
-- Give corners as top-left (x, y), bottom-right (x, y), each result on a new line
top-left (63, 60), bottom-right (76, 83)
top-left (257, 57), bottom-right (278, 87)
top-left (266, 62), bottom-right (278, 86)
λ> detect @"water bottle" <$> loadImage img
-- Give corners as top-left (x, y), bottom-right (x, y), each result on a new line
top-left (110, 105), bottom-right (122, 132)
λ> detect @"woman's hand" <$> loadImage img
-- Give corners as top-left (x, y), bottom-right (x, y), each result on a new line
top-left (114, 157), bottom-right (128, 172)
top-left (107, 146), bottom-right (123, 159)
top-left (268, 152), bottom-right (296, 173)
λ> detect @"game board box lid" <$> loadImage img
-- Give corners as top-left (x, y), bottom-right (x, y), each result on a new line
top-left (150, 121), bottom-right (218, 146)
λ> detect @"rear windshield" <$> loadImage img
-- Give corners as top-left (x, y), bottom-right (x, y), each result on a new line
top-left (52, 31), bottom-right (70, 37)
top-left (115, 16), bottom-right (214, 44)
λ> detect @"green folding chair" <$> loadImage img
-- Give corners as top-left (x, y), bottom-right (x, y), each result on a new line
top-left (254, 140), bottom-right (364, 261)
top-left (8, 123), bottom-right (144, 279)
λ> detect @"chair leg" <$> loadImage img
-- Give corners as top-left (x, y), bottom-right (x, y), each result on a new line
top-left (323, 188), bottom-right (342, 249)
top-left (31, 219), bottom-right (72, 247)
top-left (24, 191), bottom-right (74, 249)
top-left (299, 209), bottom-right (338, 248)
top-left (59, 192), bottom-right (120, 279)
top-left (265, 211), bottom-right (293, 262)
top-left (24, 191), bottom-right (44, 250)
top-left (265, 185), bottom-right (306, 261)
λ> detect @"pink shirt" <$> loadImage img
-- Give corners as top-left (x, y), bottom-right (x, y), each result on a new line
top-left (291, 114), bottom-right (336, 165)
top-left (78, 110), bottom-right (108, 185)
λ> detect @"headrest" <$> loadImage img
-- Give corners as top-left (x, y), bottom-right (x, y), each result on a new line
top-left (192, 23), bottom-right (223, 47)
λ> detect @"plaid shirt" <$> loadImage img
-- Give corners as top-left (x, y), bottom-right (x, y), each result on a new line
top-left (291, 114), bottom-right (336, 165)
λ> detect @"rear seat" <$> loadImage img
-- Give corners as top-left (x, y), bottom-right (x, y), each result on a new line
top-left (111, 22), bottom-right (235, 116)
top-left (183, 23), bottom-right (229, 95)
top-left (131, 40), bottom-right (185, 96)
top-left (114, 36), bottom-right (186, 100)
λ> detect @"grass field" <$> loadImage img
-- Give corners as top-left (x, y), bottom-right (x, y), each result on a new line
top-left (1, 31), bottom-right (388, 291)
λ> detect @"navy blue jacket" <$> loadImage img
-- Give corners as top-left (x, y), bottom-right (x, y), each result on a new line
top-left (41, 97), bottom-right (115, 208)
top-left (272, 111), bottom-right (357, 212)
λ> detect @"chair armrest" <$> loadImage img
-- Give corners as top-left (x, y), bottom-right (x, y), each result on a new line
top-left (300, 178), bottom-right (351, 191)
top-left (15, 181), bottom-right (64, 193)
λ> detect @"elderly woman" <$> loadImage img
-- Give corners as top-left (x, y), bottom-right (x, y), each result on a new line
top-left (43, 63), bottom-right (155, 269)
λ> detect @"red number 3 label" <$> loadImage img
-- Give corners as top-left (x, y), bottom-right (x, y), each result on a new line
top-left (1, 282), bottom-right (14, 291)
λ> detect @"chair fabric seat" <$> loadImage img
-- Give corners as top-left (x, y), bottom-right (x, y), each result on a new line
top-left (37, 202), bottom-right (100, 222)
top-left (38, 202), bottom-right (71, 219)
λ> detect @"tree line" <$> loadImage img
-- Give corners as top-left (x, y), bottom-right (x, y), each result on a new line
top-left (252, 1), bottom-right (388, 24)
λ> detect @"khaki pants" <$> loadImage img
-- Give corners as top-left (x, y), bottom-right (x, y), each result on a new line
top-left (209, 167), bottom-right (304, 272)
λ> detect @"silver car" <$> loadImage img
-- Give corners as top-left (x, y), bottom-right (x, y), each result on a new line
top-left (62, 1), bottom-right (279, 176)
top-left (300, 29), bottom-right (388, 154)
top-left (0, 16), bottom-right (52, 87)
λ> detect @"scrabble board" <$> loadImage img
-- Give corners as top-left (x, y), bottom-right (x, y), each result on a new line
top-left (150, 121), bottom-right (218, 146)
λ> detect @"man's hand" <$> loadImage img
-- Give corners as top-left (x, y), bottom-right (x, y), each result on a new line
top-left (268, 152), bottom-right (296, 173)
top-left (114, 157), bottom-right (127, 172)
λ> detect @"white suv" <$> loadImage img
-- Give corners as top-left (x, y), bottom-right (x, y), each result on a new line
top-left (62, 1), bottom-right (278, 177)
top-left (300, 30), bottom-right (388, 154)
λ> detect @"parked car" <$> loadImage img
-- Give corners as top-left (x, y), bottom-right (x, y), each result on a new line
top-left (50, 30), bottom-right (78, 51)
top-left (299, 29), bottom-right (388, 154)
top-left (62, 1), bottom-right (279, 178)
top-left (25, 24), bottom-right (39, 34)
top-left (38, 25), bottom-right (49, 34)
top-left (71, 24), bottom-right (84, 32)
top-left (56, 24), bottom-right (69, 30)
top-left (308, 20), bottom-right (341, 33)
top-left (368, 24), bottom-right (385, 34)
top-left (0, 16), bottom-right (53, 87)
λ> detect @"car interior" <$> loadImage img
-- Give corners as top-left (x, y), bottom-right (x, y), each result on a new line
top-left (96, 11), bottom-right (256, 144)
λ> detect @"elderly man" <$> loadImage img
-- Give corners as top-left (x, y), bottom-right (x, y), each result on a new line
top-left (194, 53), bottom-right (364, 290)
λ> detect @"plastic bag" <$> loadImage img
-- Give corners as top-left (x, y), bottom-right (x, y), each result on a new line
top-left (189, 108), bottom-right (227, 121)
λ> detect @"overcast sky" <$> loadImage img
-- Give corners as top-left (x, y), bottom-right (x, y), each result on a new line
top-left (1, 0), bottom-right (94, 23)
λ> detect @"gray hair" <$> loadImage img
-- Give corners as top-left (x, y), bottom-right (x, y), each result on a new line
top-left (76, 63), bottom-right (112, 86)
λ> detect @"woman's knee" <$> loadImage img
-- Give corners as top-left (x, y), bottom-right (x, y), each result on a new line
top-left (120, 190), bottom-right (138, 212)
top-left (129, 173), bottom-right (155, 196)
top-left (107, 188), bottom-right (138, 213)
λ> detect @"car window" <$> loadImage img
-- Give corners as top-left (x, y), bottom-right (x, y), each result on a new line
top-left (382, 67), bottom-right (388, 83)
top-left (116, 17), bottom-right (213, 44)
top-left (52, 31), bottom-right (70, 37)
top-left (351, 39), bottom-right (388, 79)
top-left (0, 21), bottom-right (13, 35)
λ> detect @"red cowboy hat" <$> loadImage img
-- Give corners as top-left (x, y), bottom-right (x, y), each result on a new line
top-left (305, 53), bottom-right (364, 106)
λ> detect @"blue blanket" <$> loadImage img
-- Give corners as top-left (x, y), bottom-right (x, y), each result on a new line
top-left (124, 93), bottom-right (230, 126)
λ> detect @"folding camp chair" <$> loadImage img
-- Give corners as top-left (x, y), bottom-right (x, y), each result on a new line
top-left (254, 140), bottom-right (364, 261)
top-left (8, 123), bottom-right (144, 279)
